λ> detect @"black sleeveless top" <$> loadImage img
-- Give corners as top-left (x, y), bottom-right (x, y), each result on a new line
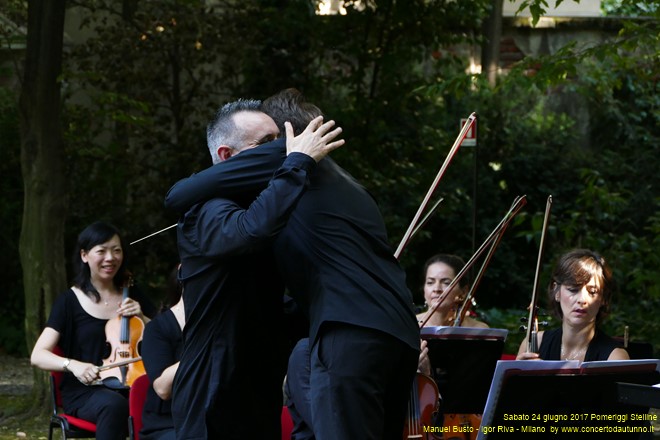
top-left (539, 327), bottom-right (625, 361)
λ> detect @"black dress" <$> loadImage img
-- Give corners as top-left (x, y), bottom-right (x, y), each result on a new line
top-left (140, 309), bottom-right (182, 440)
top-left (46, 287), bottom-right (156, 440)
top-left (538, 327), bottom-right (624, 361)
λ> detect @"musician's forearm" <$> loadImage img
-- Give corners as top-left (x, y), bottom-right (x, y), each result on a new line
top-left (153, 361), bottom-right (180, 400)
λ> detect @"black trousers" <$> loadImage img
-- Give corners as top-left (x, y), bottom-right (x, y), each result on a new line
top-left (309, 322), bottom-right (418, 440)
top-left (73, 387), bottom-right (128, 440)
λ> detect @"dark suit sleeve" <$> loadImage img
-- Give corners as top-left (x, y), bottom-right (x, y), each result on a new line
top-left (180, 152), bottom-right (315, 257)
top-left (164, 139), bottom-right (287, 214)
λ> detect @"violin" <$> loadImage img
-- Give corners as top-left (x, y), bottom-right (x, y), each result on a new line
top-left (403, 373), bottom-right (441, 440)
top-left (99, 273), bottom-right (146, 387)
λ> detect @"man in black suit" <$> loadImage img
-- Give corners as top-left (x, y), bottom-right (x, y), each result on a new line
top-left (170, 98), bottom-right (343, 439)
top-left (166, 89), bottom-right (419, 440)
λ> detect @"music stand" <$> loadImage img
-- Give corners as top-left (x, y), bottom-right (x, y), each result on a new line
top-left (478, 359), bottom-right (660, 439)
top-left (421, 327), bottom-right (508, 414)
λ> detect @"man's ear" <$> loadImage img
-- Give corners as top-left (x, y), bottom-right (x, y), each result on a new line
top-left (217, 145), bottom-right (233, 162)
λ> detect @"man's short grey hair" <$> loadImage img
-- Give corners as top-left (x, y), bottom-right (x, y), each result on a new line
top-left (207, 98), bottom-right (262, 164)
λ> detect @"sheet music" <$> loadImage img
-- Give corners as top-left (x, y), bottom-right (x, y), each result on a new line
top-left (579, 359), bottom-right (660, 373)
top-left (479, 360), bottom-right (579, 439)
top-left (477, 359), bottom-right (660, 439)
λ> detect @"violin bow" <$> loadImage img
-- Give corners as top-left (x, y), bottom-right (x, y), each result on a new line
top-left (394, 113), bottom-right (477, 260)
top-left (453, 196), bottom-right (521, 327)
top-left (408, 197), bottom-right (444, 245)
top-left (133, 116), bottom-right (474, 252)
top-left (97, 356), bottom-right (142, 371)
top-left (130, 223), bottom-right (177, 246)
top-left (418, 195), bottom-right (527, 329)
top-left (526, 195), bottom-right (553, 353)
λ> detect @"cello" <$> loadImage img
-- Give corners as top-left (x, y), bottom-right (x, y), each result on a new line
top-left (99, 273), bottom-right (146, 388)
top-left (403, 373), bottom-right (442, 439)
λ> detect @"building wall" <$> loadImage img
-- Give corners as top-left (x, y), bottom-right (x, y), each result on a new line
top-left (503, 0), bottom-right (603, 17)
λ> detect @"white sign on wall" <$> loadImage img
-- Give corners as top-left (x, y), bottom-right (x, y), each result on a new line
top-left (460, 118), bottom-right (477, 147)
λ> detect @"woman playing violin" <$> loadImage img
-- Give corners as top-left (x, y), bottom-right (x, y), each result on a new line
top-left (415, 254), bottom-right (488, 440)
top-left (417, 254), bottom-right (488, 376)
top-left (31, 221), bottom-right (156, 440)
top-left (516, 249), bottom-right (629, 362)
top-left (417, 254), bottom-right (489, 329)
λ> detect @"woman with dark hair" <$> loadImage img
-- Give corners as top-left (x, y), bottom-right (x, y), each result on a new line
top-left (31, 221), bottom-right (156, 440)
top-left (415, 254), bottom-right (488, 434)
top-left (416, 253), bottom-right (489, 331)
top-left (516, 249), bottom-right (629, 362)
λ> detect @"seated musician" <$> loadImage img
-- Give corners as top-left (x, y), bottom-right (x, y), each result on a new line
top-left (139, 264), bottom-right (184, 440)
top-left (31, 221), bottom-right (156, 440)
top-left (516, 248), bottom-right (629, 362)
top-left (417, 253), bottom-right (488, 376)
top-left (416, 253), bottom-right (489, 438)
top-left (286, 254), bottom-right (490, 438)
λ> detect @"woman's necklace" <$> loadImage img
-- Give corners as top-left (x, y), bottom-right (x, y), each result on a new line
top-left (561, 344), bottom-right (588, 360)
top-left (101, 292), bottom-right (122, 307)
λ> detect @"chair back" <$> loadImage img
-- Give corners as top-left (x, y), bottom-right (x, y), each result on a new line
top-left (281, 405), bottom-right (294, 440)
top-left (128, 373), bottom-right (150, 440)
top-left (51, 372), bottom-right (65, 412)
top-left (51, 346), bottom-right (66, 412)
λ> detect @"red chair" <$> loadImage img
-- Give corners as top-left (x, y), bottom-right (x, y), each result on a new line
top-left (128, 374), bottom-right (150, 440)
top-left (49, 370), bottom-right (97, 440)
top-left (281, 405), bottom-right (294, 440)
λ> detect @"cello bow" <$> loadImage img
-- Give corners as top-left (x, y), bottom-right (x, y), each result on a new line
top-left (525, 195), bottom-right (553, 353)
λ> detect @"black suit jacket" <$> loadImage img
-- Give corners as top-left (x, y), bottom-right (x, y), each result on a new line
top-left (166, 138), bottom-right (420, 349)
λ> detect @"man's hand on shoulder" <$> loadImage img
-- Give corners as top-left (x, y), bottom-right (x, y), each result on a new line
top-left (286, 116), bottom-right (345, 162)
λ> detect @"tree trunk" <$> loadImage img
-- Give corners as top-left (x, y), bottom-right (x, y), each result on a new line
top-left (481, 0), bottom-right (503, 86)
top-left (18, 0), bottom-right (67, 403)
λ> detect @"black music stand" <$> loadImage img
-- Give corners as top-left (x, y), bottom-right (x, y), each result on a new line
top-left (421, 327), bottom-right (508, 414)
top-left (613, 337), bottom-right (655, 360)
top-left (478, 359), bottom-right (660, 439)
top-left (617, 382), bottom-right (660, 409)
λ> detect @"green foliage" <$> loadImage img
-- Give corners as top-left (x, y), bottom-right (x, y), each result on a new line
top-left (602, 0), bottom-right (659, 16)
top-left (481, 3), bottom-right (659, 353)
top-left (1, 0), bottom-right (658, 356)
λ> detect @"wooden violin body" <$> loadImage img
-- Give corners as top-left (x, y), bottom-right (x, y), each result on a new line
top-left (100, 314), bottom-right (145, 386)
top-left (99, 281), bottom-right (145, 387)
top-left (403, 373), bottom-right (441, 439)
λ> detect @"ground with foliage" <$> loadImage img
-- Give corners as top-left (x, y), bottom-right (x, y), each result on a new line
top-left (0, 355), bottom-right (47, 439)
